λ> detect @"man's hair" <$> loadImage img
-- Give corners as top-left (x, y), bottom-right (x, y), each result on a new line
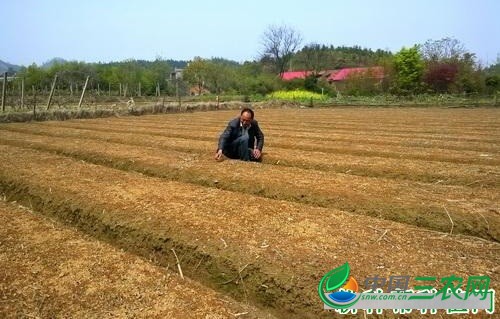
top-left (241, 108), bottom-right (254, 119)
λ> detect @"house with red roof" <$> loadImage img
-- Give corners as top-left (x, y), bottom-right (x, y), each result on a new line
top-left (281, 67), bottom-right (384, 83)
top-left (327, 67), bottom-right (384, 82)
top-left (280, 70), bottom-right (312, 81)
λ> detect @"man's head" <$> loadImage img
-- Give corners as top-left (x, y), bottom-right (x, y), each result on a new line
top-left (240, 108), bottom-right (254, 128)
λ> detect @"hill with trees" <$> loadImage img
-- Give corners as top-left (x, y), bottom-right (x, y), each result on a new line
top-left (0, 60), bottom-right (21, 74)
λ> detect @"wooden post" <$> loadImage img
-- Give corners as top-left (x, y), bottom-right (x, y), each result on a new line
top-left (108, 83), bottom-right (111, 96)
top-left (46, 74), bottom-right (58, 110)
top-left (78, 76), bottom-right (90, 108)
top-left (97, 83), bottom-right (100, 96)
top-left (17, 80), bottom-right (22, 109)
top-left (176, 79), bottom-right (180, 109)
top-left (70, 82), bottom-right (73, 96)
top-left (138, 82), bottom-right (141, 97)
top-left (119, 83), bottom-right (122, 96)
top-left (32, 85), bottom-right (36, 109)
top-left (33, 89), bottom-right (37, 118)
top-left (123, 83), bottom-right (128, 97)
top-left (21, 78), bottom-right (24, 109)
top-left (1, 72), bottom-right (6, 112)
top-left (175, 79), bottom-right (179, 98)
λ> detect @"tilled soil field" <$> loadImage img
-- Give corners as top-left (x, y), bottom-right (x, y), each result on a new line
top-left (0, 200), bottom-right (274, 319)
top-left (0, 107), bottom-right (498, 318)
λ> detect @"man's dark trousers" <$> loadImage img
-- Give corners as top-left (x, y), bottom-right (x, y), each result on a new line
top-left (224, 134), bottom-right (252, 161)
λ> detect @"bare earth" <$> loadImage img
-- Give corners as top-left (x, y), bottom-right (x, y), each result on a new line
top-left (0, 200), bottom-right (274, 319)
top-left (0, 107), bottom-right (498, 318)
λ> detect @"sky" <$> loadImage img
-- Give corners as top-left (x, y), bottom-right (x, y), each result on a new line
top-left (1, 0), bottom-right (499, 67)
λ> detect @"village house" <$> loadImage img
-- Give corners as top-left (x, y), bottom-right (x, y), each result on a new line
top-left (281, 66), bottom-right (385, 89)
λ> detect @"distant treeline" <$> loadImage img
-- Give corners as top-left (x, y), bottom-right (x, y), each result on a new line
top-left (3, 39), bottom-right (500, 98)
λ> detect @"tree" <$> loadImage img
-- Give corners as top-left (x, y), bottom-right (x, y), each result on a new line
top-left (391, 46), bottom-right (425, 95)
top-left (453, 52), bottom-right (483, 94)
top-left (140, 59), bottom-right (171, 95)
top-left (424, 62), bottom-right (459, 93)
top-left (485, 55), bottom-right (500, 75)
top-left (420, 37), bottom-right (467, 62)
top-left (48, 61), bottom-right (95, 91)
top-left (260, 24), bottom-right (302, 77)
top-left (419, 38), bottom-right (485, 94)
top-left (182, 57), bottom-right (210, 95)
top-left (234, 61), bottom-right (281, 96)
top-left (485, 75), bottom-right (500, 94)
top-left (294, 43), bottom-right (330, 74)
top-left (18, 63), bottom-right (48, 89)
top-left (483, 55), bottom-right (500, 94)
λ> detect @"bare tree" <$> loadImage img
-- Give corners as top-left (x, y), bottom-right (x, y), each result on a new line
top-left (260, 24), bottom-right (302, 77)
top-left (420, 37), bottom-right (467, 61)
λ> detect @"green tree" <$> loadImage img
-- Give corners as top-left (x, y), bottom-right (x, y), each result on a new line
top-left (391, 46), bottom-right (424, 95)
top-left (453, 52), bottom-right (483, 94)
top-left (293, 43), bottom-right (330, 73)
top-left (47, 61), bottom-right (95, 91)
top-left (234, 61), bottom-right (281, 96)
top-left (183, 57), bottom-right (210, 95)
top-left (202, 58), bottom-right (239, 94)
top-left (17, 63), bottom-right (48, 89)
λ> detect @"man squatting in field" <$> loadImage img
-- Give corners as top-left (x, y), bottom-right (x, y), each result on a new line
top-left (215, 108), bottom-right (264, 162)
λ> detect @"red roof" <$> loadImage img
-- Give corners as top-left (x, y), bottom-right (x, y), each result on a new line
top-left (281, 71), bottom-right (311, 81)
top-left (281, 67), bottom-right (384, 82)
top-left (327, 67), bottom-right (384, 81)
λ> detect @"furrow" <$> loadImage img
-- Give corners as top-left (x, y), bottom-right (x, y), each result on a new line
top-left (0, 131), bottom-right (497, 241)
top-left (0, 144), bottom-right (498, 318)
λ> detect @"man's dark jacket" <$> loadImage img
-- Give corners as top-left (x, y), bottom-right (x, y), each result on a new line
top-left (218, 117), bottom-right (264, 151)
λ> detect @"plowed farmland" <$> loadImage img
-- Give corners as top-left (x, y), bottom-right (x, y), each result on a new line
top-left (0, 200), bottom-right (274, 319)
top-left (0, 107), bottom-right (499, 318)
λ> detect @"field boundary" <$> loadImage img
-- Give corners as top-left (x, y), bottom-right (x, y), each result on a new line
top-left (1, 98), bottom-right (499, 123)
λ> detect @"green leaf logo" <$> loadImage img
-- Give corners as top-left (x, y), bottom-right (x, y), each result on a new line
top-left (318, 262), bottom-right (361, 309)
top-left (325, 262), bottom-right (350, 291)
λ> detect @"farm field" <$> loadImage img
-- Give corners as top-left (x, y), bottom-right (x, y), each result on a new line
top-left (0, 199), bottom-right (274, 319)
top-left (0, 107), bottom-right (499, 318)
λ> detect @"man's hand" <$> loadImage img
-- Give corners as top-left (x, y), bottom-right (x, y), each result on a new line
top-left (252, 149), bottom-right (261, 160)
top-left (215, 149), bottom-right (223, 161)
